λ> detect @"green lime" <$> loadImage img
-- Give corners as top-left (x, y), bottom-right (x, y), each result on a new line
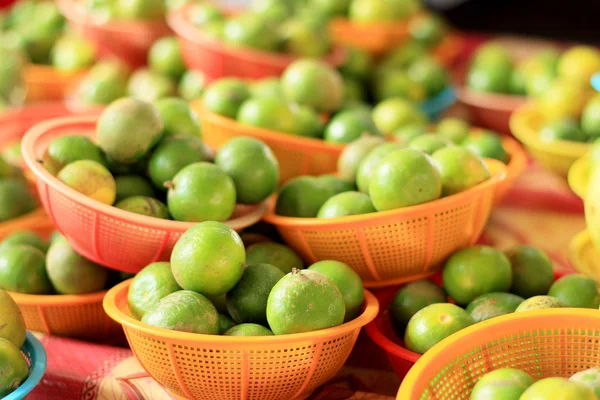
top-left (248, 0), bottom-right (293, 22)
top-left (249, 78), bottom-right (283, 99)
top-left (548, 274), bottom-right (600, 308)
top-left (442, 246), bottom-right (512, 306)
top-left (467, 64), bottom-right (512, 93)
top-left (51, 34), bottom-right (96, 72)
top-left (142, 290), bottom-right (219, 334)
top-left (148, 36), bottom-right (185, 80)
top-left (392, 123), bottom-right (427, 146)
top-left (569, 367), bottom-right (600, 398)
top-left (223, 13), bottom-right (280, 52)
top-left (127, 69), bottom-right (176, 103)
top-left (525, 68), bottom-right (556, 97)
top-left (0, 231), bottom-right (47, 253)
top-left (582, 100), bottom-right (600, 139)
top-left (281, 59), bottom-right (344, 113)
top-left (356, 143), bottom-right (403, 193)
top-left (339, 46), bottom-right (373, 81)
top-left (267, 269), bottom-right (345, 334)
top-left (226, 263), bottom-right (285, 324)
top-left (432, 146), bottom-right (491, 196)
top-left (540, 118), bottom-right (587, 143)
top-left (505, 245), bottom-right (554, 298)
top-left (515, 295), bottom-right (564, 313)
top-left (218, 313), bottom-right (235, 334)
top-left (369, 148), bottom-right (442, 211)
top-left (390, 280), bottom-right (447, 329)
top-left (373, 69), bottom-right (425, 103)
top-left (280, 17), bottom-right (330, 57)
top-left (308, 260), bottom-right (364, 321)
top-left (188, 2), bottom-right (224, 26)
top-left (202, 78), bottom-right (250, 119)
top-left (317, 191), bottom-right (375, 218)
top-left (407, 57), bottom-right (449, 97)
top-left (47, 135), bottom-right (107, 170)
top-left (291, 105), bottom-right (324, 138)
top-left (171, 221), bottom-right (245, 296)
top-left (372, 97), bottom-right (427, 134)
top-left (324, 110), bottom-right (382, 144)
top-left (275, 176), bottom-right (335, 218)
top-left (178, 70), bottom-right (206, 101)
top-left (437, 118), bottom-right (470, 144)
top-left (0, 290), bottom-right (26, 348)
top-left (349, 0), bottom-right (396, 23)
top-left (166, 162), bottom-right (236, 222)
top-left (466, 292), bottom-right (524, 322)
top-left (408, 14), bottom-right (446, 47)
top-left (215, 137), bottom-right (279, 204)
top-left (472, 43), bottom-right (513, 71)
top-left (116, 0), bottom-right (165, 19)
top-left (74, 61), bottom-right (128, 106)
top-left (116, 196), bottom-right (169, 219)
top-left (147, 135), bottom-right (213, 191)
top-left (0, 180), bottom-right (36, 222)
top-left (337, 135), bottom-right (387, 183)
top-left (462, 131), bottom-right (509, 163)
top-left (404, 303), bottom-right (474, 354)
top-left (236, 97), bottom-right (297, 134)
top-left (224, 323), bottom-right (273, 336)
top-left (245, 242), bottom-right (303, 274)
top-left (311, 0), bottom-right (351, 17)
top-left (97, 98), bottom-right (163, 164)
top-left (380, 41), bottom-right (427, 70)
top-left (521, 377), bottom-right (596, 400)
top-left (0, 337), bottom-right (28, 398)
top-left (409, 133), bottom-right (452, 155)
top-left (115, 175), bottom-right (155, 203)
top-left (471, 368), bottom-right (535, 400)
top-left (154, 97), bottom-right (201, 138)
top-left (317, 175), bottom-right (355, 194)
top-left (0, 244), bottom-right (52, 294)
top-left (128, 262), bottom-right (181, 319)
top-left (58, 160), bottom-right (116, 205)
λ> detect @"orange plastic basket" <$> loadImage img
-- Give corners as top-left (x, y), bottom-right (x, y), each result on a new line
top-left (57, 0), bottom-right (172, 67)
top-left (263, 160), bottom-right (506, 288)
top-left (195, 104), bottom-right (344, 183)
top-left (168, 5), bottom-right (345, 82)
top-left (21, 116), bottom-right (268, 273)
top-left (0, 208), bottom-right (55, 242)
top-left (328, 18), bottom-right (409, 57)
top-left (495, 136), bottom-right (528, 204)
top-left (510, 103), bottom-right (591, 179)
top-left (365, 271), bottom-right (566, 380)
top-left (397, 308), bottom-right (600, 400)
top-left (24, 65), bottom-right (85, 102)
top-left (8, 290), bottom-right (122, 340)
top-left (104, 279), bottom-right (379, 400)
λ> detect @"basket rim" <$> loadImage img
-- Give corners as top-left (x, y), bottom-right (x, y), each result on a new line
top-left (510, 103), bottom-right (592, 157)
top-left (502, 136), bottom-right (528, 180)
top-left (3, 332), bottom-right (47, 400)
top-left (567, 154), bottom-right (589, 200)
top-left (262, 159), bottom-right (507, 227)
top-left (57, 0), bottom-right (171, 31)
top-left (397, 307), bottom-right (600, 399)
top-left (0, 208), bottom-right (53, 236)
top-left (8, 289), bottom-right (107, 305)
top-left (167, 4), bottom-right (346, 67)
top-left (21, 115), bottom-right (269, 231)
top-left (103, 278), bottom-right (379, 344)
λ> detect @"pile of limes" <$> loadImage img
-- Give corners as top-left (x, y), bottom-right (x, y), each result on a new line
top-left (389, 244), bottom-right (600, 355)
top-left (128, 221), bottom-right (365, 336)
top-left (470, 366), bottom-right (600, 400)
top-left (0, 230), bottom-right (123, 295)
top-left (40, 97), bottom-right (279, 222)
top-left (0, 290), bottom-right (28, 397)
top-left (0, 156), bottom-right (36, 223)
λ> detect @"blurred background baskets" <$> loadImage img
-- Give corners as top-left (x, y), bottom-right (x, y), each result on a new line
top-left (103, 279), bottom-right (379, 400)
top-left (24, 65), bottom-right (85, 103)
top-left (21, 116), bottom-right (268, 272)
top-left (263, 160), bottom-right (506, 287)
top-left (57, 0), bottom-right (171, 67)
top-left (0, 208), bottom-right (55, 242)
top-left (168, 5), bottom-right (344, 82)
top-left (397, 308), bottom-right (600, 399)
top-left (510, 103), bottom-right (590, 179)
top-left (495, 136), bottom-right (528, 204)
top-left (569, 230), bottom-right (600, 284)
top-left (4, 332), bottom-right (47, 400)
top-left (328, 18), bottom-right (409, 57)
top-left (8, 290), bottom-right (121, 340)
top-left (568, 154), bottom-right (589, 199)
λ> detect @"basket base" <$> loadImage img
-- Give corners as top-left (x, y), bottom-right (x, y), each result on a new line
top-left (166, 389), bottom-right (315, 400)
top-left (362, 270), bottom-right (439, 289)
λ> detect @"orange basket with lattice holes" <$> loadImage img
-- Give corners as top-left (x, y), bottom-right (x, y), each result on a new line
top-left (168, 4), bottom-right (345, 82)
top-left (263, 160), bottom-right (506, 288)
top-left (104, 279), bottom-right (379, 400)
top-left (510, 103), bottom-right (591, 179)
top-left (195, 103), bottom-right (345, 183)
top-left (494, 136), bottom-right (528, 204)
top-left (0, 208), bottom-right (55, 242)
top-left (397, 308), bottom-right (600, 400)
top-left (24, 65), bottom-right (86, 102)
top-left (8, 290), bottom-right (122, 340)
top-left (21, 116), bottom-right (268, 273)
top-left (57, 0), bottom-right (172, 68)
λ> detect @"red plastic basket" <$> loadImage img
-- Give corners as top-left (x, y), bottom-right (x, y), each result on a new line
top-left (365, 270), bottom-right (568, 379)
top-left (167, 5), bottom-right (345, 82)
top-left (56, 0), bottom-right (172, 67)
top-left (21, 116), bottom-right (268, 272)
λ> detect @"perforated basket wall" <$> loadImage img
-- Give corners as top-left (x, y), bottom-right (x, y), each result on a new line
top-left (103, 280), bottom-right (379, 400)
top-left (398, 309), bottom-right (600, 400)
top-left (22, 116), bottom-right (267, 273)
top-left (9, 291), bottom-right (122, 340)
top-left (263, 161), bottom-right (505, 288)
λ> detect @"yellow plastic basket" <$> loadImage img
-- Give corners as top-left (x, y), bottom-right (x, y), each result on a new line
top-left (568, 154), bottom-right (590, 199)
top-left (103, 279), bottom-right (379, 400)
top-left (8, 290), bottom-right (122, 340)
top-left (263, 160), bottom-right (506, 288)
top-left (510, 103), bottom-right (591, 179)
top-left (397, 308), bottom-right (600, 400)
top-left (569, 230), bottom-right (600, 283)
